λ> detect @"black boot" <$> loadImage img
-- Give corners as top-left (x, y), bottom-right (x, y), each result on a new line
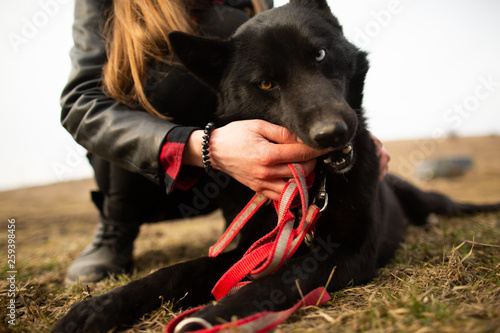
top-left (65, 217), bottom-right (139, 286)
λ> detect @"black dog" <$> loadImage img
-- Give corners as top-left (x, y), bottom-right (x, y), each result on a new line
top-left (53, 0), bottom-right (500, 332)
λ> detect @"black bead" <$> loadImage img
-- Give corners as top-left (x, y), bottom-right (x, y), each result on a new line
top-left (204, 122), bottom-right (215, 134)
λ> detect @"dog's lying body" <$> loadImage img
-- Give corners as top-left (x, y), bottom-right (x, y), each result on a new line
top-left (53, 1), bottom-right (500, 332)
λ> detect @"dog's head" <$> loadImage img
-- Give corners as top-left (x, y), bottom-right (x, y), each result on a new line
top-left (169, 0), bottom-right (369, 173)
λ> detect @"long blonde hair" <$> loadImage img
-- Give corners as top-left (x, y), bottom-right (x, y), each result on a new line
top-left (103, 0), bottom-right (269, 119)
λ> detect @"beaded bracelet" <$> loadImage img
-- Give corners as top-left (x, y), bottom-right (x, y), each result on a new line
top-left (201, 122), bottom-right (216, 174)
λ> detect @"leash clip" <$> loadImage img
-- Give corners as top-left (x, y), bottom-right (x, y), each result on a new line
top-left (313, 175), bottom-right (328, 213)
top-left (173, 317), bottom-right (213, 333)
top-left (304, 230), bottom-right (315, 246)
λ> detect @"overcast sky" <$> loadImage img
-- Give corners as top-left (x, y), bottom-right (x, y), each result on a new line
top-left (1, 0), bottom-right (499, 191)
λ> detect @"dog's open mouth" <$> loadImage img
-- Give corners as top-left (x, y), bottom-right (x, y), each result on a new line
top-left (321, 143), bottom-right (354, 173)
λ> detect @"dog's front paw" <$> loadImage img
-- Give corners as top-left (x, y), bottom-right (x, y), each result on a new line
top-left (52, 293), bottom-right (118, 333)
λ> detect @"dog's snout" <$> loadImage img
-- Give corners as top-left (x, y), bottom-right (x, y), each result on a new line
top-left (310, 121), bottom-right (348, 148)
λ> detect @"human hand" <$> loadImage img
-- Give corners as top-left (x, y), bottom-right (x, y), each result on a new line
top-left (370, 133), bottom-right (390, 182)
top-left (203, 120), bottom-right (329, 200)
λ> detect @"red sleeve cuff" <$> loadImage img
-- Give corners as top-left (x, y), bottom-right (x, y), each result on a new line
top-left (160, 126), bottom-right (200, 193)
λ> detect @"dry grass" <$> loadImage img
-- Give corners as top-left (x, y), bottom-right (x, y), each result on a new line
top-left (1, 136), bottom-right (499, 332)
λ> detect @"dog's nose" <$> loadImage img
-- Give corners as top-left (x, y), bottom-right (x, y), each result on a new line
top-left (310, 121), bottom-right (348, 148)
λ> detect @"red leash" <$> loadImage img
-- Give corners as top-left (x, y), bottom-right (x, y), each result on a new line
top-left (166, 163), bottom-right (329, 333)
top-left (210, 163), bottom-right (323, 299)
top-left (165, 287), bottom-right (331, 333)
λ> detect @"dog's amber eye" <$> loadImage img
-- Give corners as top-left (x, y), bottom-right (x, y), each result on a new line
top-left (259, 80), bottom-right (273, 90)
top-left (315, 48), bottom-right (327, 62)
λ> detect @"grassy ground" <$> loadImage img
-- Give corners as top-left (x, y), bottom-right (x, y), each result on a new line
top-left (1, 136), bottom-right (499, 332)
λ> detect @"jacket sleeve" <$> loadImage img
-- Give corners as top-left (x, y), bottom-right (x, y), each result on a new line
top-left (60, 0), bottom-right (179, 186)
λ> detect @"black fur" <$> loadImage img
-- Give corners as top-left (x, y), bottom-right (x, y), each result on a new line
top-left (53, 1), bottom-right (500, 332)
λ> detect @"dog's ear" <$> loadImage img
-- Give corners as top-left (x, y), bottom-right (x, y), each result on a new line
top-left (168, 31), bottom-right (231, 90)
top-left (347, 51), bottom-right (370, 109)
top-left (289, 0), bottom-right (330, 10)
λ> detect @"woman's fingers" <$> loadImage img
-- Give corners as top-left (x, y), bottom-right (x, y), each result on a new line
top-left (208, 120), bottom-right (325, 199)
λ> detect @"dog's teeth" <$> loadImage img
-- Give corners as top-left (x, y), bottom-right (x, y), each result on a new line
top-left (323, 157), bottom-right (332, 164)
top-left (342, 146), bottom-right (352, 154)
top-left (335, 158), bottom-right (346, 166)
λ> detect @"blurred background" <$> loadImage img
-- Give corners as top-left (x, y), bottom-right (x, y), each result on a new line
top-left (1, 0), bottom-right (499, 191)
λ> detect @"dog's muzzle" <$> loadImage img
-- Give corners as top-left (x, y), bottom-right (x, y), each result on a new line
top-left (321, 143), bottom-right (354, 173)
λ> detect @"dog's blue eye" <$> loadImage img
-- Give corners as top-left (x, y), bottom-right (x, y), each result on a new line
top-left (315, 49), bottom-right (327, 62)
